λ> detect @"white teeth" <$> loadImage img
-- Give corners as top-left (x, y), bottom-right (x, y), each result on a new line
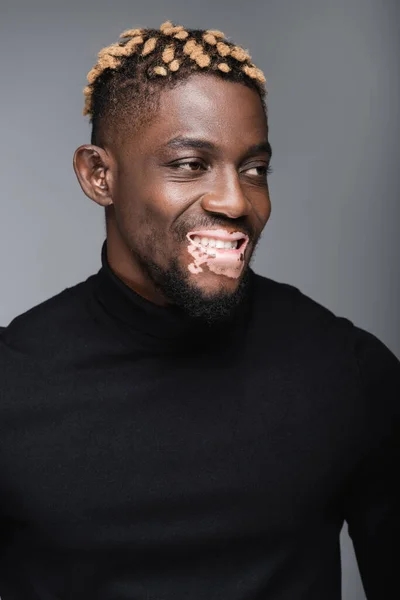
top-left (191, 235), bottom-right (240, 250)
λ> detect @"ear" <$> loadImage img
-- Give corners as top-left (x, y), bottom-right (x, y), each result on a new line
top-left (73, 145), bottom-right (114, 207)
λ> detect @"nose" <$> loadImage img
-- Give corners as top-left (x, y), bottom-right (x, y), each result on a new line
top-left (200, 168), bottom-right (251, 219)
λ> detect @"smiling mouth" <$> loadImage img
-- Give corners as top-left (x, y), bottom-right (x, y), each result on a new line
top-left (187, 228), bottom-right (249, 252)
top-left (189, 235), bottom-right (246, 250)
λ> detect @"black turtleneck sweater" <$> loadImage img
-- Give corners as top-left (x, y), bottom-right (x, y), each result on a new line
top-left (0, 240), bottom-right (399, 600)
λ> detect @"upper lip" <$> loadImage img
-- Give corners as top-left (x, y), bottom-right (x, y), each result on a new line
top-left (187, 229), bottom-right (249, 242)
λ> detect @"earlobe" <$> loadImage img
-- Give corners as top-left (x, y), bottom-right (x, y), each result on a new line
top-left (73, 145), bottom-right (113, 207)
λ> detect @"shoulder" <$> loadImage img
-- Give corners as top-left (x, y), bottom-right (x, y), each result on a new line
top-left (253, 270), bottom-right (399, 351)
top-left (0, 274), bottom-right (98, 360)
top-left (250, 270), bottom-right (353, 338)
top-left (252, 270), bottom-right (400, 420)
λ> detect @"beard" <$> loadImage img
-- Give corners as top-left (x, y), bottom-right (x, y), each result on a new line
top-left (133, 248), bottom-right (256, 327)
top-left (124, 212), bottom-right (261, 326)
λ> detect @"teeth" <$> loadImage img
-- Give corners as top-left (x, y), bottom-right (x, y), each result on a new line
top-left (192, 236), bottom-right (239, 250)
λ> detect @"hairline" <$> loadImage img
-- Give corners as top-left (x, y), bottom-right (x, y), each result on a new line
top-left (92, 71), bottom-right (267, 149)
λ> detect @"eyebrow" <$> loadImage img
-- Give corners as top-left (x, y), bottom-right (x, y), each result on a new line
top-left (245, 141), bottom-right (273, 159)
top-left (166, 137), bottom-right (215, 151)
top-left (165, 136), bottom-right (272, 158)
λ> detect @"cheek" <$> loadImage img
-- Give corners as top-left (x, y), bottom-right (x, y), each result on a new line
top-left (247, 187), bottom-right (271, 229)
top-left (263, 196), bottom-right (272, 222)
top-left (115, 192), bottom-right (176, 262)
top-left (113, 181), bottom-right (163, 234)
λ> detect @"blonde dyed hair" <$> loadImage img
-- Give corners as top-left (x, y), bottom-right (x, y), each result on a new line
top-left (84, 21), bottom-right (267, 142)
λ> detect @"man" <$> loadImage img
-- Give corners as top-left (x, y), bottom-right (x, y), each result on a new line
top-left (0, 21), bottom-right (398, 600)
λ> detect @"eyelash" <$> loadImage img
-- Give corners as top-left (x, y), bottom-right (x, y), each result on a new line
top-left (171, 161), bottom-right (273, 176)
top-left (245, 165), bottom-right (273, 177)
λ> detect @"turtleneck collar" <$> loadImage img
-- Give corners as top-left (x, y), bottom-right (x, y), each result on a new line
top-left (92, 239), bottom-right (254, 347)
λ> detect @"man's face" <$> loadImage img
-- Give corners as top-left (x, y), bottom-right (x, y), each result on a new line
top-left (108, 74), bottom-right (271, 324)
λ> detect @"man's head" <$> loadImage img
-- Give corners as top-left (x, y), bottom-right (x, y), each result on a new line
top-left (74, 22), bottom-right (272, 326)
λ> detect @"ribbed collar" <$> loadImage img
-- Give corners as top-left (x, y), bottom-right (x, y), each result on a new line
top-left (91, 239), bottom-right (254, 348)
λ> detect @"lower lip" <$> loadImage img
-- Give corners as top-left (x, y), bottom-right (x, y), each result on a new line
top-left (185, 237), bottom-right (250, 279)
top-left (193, 240), bottom-right (248, 261)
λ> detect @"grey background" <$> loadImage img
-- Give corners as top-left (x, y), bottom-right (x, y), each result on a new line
top-left (1, 0), bottom-right (399, 598)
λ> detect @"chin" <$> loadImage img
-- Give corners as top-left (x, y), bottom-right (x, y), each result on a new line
top-left (142, 254), bottom-right (251, 324)
top-left (174, 267), bottom-right (251, 325)
top-left (191, 269), bottom-right (241, 292)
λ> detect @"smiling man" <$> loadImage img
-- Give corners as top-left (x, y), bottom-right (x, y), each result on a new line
top-left (0, 21), bottom-right (399, 600)
top-left (74, 27), bottom-right (271, 326)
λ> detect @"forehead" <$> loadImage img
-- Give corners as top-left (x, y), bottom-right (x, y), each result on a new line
top-left (131, 74), bottom-right (268, 153)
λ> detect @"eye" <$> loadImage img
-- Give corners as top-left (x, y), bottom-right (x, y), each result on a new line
top-left (172, 160), bottom-right (206, 172)
top-left (243, 164), bottom-right (273, 177)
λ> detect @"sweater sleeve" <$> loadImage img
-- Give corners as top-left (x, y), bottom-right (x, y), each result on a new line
top-left (343, 326), bottom-right (400, 599)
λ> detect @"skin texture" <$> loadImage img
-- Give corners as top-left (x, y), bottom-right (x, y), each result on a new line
top-left (73, 74), bottom-right (272, 325)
